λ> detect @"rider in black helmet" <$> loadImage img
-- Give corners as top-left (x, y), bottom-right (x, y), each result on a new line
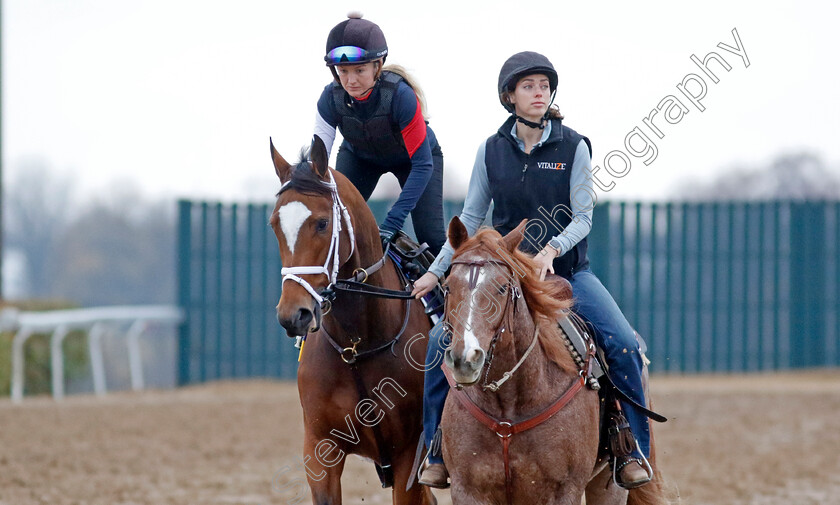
top-left (414, 51), bottom-right (654, 490)
top-left (314, 13), bottom-right (445, 256)
top-left (497, 51), bottom-right (561, 128)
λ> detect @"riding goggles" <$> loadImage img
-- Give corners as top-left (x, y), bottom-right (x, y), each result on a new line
top-left (324, 45), bottom-right (386, 65)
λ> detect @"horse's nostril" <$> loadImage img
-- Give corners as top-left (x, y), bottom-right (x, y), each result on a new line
top-left (296, 308), bottom-right (313, 326)
top-left (466, 348), bottom-right (485, 366)
top-left (444, 349), bottom-right (459, 368)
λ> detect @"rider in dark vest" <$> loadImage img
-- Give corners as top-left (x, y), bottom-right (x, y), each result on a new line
top-left (484, 115), bottom-right (591, 279)
top-left (314, 13), bottom-right (445, 255)
top-left (413, 51), bottom-right (655, 490)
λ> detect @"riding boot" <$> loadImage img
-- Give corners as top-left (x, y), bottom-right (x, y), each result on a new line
top-left (609, 404), bottom-right (652, 489)
top-left (615, 456), bottom-right (652, 489)
top-left (418, 461), bottom-right (450, 489)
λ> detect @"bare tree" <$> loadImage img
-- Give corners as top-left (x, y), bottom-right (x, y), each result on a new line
top-left (4, 164), bottom-right (175, 305)
top-left (3, 159), bottom-right (75, 298)
top-left (673, 151), bottom-right (840, 201)
top-left (51, 185), bottom-right (175, 306)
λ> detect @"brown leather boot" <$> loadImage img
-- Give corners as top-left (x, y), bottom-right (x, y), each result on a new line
top-left (615, 456), bottom-right (652, 489)
top-left (418, 462), bottom-right (450, 489)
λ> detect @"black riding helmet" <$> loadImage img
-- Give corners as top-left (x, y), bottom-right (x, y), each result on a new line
top-left (324, 12), bottom-right (388, 81)
top-left (497, 51), bottom-right (559, 115)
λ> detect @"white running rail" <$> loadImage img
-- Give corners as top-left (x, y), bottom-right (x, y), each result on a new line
top-left (2, 305), bottom-right (184, 403)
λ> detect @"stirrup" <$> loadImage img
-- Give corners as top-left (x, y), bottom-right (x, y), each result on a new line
top-left (612, 441), bottom-right (653, 489)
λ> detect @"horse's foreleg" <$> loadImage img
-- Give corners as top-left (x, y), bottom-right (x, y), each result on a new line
top-left (584, 464), bottom-right (627, 505)
top-left (305, 461), bottom-right (345, 505)
top-left (302, 434), bottom-right (347, 505)
top-left (390, 449), bottom-right (437, 505)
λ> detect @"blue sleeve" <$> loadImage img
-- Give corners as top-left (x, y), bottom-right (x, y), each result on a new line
top-left (380, 82), bottom-right (434, 234)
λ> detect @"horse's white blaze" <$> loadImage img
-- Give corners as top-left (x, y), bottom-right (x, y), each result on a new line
top-left (277, 201), bottom-right (312, 254)
top-left (459, 269), bottom-right (486, 364)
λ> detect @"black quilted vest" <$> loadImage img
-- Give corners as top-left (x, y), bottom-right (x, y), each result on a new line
top-left (485, 117), bottom-right (592, 278)
top-left (331, 71), bottom-right (407, 160)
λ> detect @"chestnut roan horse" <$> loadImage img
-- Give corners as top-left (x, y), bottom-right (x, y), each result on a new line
top-left (441, 217), bottom-right (669, 505)
top-left (270, 136), bottom-right (435, 505)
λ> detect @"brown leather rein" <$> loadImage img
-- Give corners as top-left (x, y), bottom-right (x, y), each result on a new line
top-left (442, 258), bottom-right (595, 505)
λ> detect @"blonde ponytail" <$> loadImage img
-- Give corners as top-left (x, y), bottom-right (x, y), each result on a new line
top-left (382, 64), bottom-right (429, 120)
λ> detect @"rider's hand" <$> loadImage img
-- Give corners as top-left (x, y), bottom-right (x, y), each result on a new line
top-left (533, 247), bottom-right (557, 281)
top-left (379, 227), bottom-right (396, 252)
top-left (412, 272), bottom-right (440, 299)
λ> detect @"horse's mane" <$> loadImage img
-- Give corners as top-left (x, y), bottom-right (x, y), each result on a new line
top-left (276, 149), bottom-right (332, 199)
top-left (452, 227), bottom-right (577, 373)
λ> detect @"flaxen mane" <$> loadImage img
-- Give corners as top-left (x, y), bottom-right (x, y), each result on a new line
top-left (452, 228), bottom-right (578, 373)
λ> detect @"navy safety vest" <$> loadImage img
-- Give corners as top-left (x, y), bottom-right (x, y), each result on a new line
top-left (485, 117), bottom-right (592, 278)
top-left (331, 71), bottom-right (408, 160)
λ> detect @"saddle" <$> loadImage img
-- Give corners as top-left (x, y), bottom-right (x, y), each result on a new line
top-left (388, 231), bottom-right (446, 321)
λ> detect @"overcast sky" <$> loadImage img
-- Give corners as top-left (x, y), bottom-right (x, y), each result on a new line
top-left (4, 0), bottom-right (839, 203)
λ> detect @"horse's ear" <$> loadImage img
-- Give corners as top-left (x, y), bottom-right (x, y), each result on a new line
top-left (270, 137), bottom-right (292, 183)
top-left (448, 216), bottom-right (469, 250)
top-left (310, 135), bottom-right (330, 179)
top-left (500, 219), bottom-right (527, 252)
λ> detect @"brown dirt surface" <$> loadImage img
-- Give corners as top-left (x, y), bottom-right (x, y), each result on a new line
top-left (1, 371), bottom-right (839, 505)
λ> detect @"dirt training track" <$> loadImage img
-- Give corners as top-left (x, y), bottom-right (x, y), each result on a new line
top-left (1, 371), bottom-right (838, 505)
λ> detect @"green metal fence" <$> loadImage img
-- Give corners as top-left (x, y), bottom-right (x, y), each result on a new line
top-left (177, 201), bottom-right (294, 384)
top-left (589, 201), bottom-right (839, 373)
top-left (177, 199), bottom-right (840, 384)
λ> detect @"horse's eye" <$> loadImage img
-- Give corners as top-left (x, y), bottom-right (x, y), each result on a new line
top-left (498, 284), bottom-right (508, 295)
top-left (316, 219), bottom-right (329, 232)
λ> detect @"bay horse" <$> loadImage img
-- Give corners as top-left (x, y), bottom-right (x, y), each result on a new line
top-left (440, 217), bottom-right (669, 505)
top-left (269, 136), bottom-right (435, 505)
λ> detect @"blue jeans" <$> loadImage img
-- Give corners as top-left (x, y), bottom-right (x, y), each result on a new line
top-left (421, 268), bottom-right (649, 461)
top-left (570, 269), bottom-right (649, 458)
top-left (422, 321), bottom-right (450, 465)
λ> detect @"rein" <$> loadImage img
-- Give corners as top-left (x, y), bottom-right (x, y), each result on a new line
top-left (324, 245), bottom-right (417, 302)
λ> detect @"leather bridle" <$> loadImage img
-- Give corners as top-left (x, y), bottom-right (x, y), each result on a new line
top-left (444, 259), bottom-right (537, 392)
top-left (278, 170), bottom-right (356, 307)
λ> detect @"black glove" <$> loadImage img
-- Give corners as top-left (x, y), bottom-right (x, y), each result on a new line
top-left (379, 228), bottom-right (396, 252)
